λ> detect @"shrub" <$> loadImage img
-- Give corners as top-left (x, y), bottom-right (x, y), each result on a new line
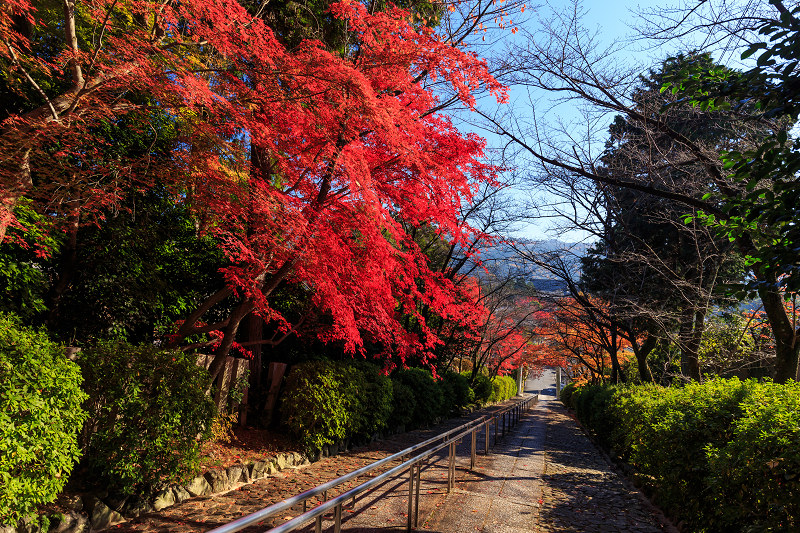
top-left (559, 382), bottom-right (577, 408)
top-left (436, 374), bottom-right (455, 418)
top-left (393, 368), bottom-right (443, 428)
top-left (0, 314), bottom-right (87, 527)
top-left (705, 380), bottom-right (800, 531)
top-left (489, 377), bottom-right (502, 402)
top-left (502, 376), bottom-right (517, 399)
top-left (282, 360), bottom-right (393, 454)
top-left (584, 385), bottom-right (618, 450)
top-left (78, 341), bottom-right (215, 495)
top-left (487, 375), bottom-right (514, 402)
top-left (574, 378), bottom-right (793, 532)
top-left (466, 372), bottom-right (492, 404)
top-left (441, 371), bottom-right (473, 414)
top-left (348, 361), bottom-right (393, 439)
top-left (388, 379), bottom-right (416, 429)
top-left (282, 361), bottom-right (355, 454)
top-left (620, 378), bottom-right (754, 523)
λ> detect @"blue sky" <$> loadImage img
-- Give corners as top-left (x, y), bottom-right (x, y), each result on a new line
top-left (481, 0), bottom-right (693, 243)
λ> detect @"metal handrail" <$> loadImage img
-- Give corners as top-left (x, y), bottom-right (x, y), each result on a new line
top-left (205, 415), bottom-right (488, 533)
top-left (207, 393), bottom-right (538, 533)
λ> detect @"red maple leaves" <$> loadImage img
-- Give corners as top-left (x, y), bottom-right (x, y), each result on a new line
top-left (1, 0), bottom-right (510, 374)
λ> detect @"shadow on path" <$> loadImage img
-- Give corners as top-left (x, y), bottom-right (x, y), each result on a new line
top-left (537, 401), bottom-right (675, 533)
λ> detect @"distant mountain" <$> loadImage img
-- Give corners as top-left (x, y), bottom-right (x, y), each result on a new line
top-left (529, 278), bottom-right (570, 294)
top-left (468, 239), bottom-right (588, 295)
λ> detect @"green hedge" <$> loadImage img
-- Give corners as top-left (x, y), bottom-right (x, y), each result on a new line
top-left (441, 371), bottom-right (474, 415)
top-left (282, 361), bottom-right (360, 454)
top-left (463, 371), bottom-right (492, 404)
top-left (78, 341), bottom-right (215, 495)
top-left (489, 376), bottom-right (517, 403)
top-left (349, 361), bottom-right (393, 438)
top-left (705, 380), bottom-right (800, 531)
top-left (392, 368), bottom-right (444, 427)
top-left (0, 314), bottom-right (87, 527)
top-left (569, 378), bottom-right (800, 532)
top-left (283, 362), bottom-right (512, 455)
top-left (388, 379), bottom-right (416, 429)
top-left (559, 381), bottom-right (577, 407)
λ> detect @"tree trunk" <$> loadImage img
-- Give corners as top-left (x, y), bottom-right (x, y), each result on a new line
top-left (758, 283), bottom-right (800, 383)
top-left (679, 307), bottom-right (704, 381)
top-left (0, 148), bottom-right (32, 244)
top-left (631, 334), bottom-right (656, 383)
top-left (247, 313), bottom-right (264, 392)
top-left (688, 309), bottom-right (705, 381)
top-left (46, 199), bottom-right (80, 326)
top-left (609, 328), bottom-right (623, 383)
top-left (207, 297), bottom-right (256, 383)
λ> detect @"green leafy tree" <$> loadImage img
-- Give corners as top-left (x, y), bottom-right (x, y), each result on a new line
top-left (660, 2), bottom-right (800, 381)
top-left (49, 190), bottom-right (228, 344)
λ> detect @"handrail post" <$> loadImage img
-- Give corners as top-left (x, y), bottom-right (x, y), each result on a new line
top-left (414, 463), bottom-right (421, 528)
top-left (484, 420), bottom-right (490, 455)
top-left (447, 442), bottom-right (456, 493)
top-left (334, 503), bottom-right (342, 533)
top-left (315, 515), bottom-right (322, 533)
top-left (407, 465), bottom-right (414, 531)
top-left (470, 429), bottom-right (476, 469)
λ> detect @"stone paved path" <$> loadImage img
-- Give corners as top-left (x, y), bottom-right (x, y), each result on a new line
top-left (536, 400), bottom-right (674, 533)
top-left (413, 396), bottom-right (674, 533)
top-left (111, 372), bottom-right (677, 533)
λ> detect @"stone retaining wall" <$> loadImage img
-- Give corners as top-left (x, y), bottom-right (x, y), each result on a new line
top-left (6, 452), bottom-right (309, 533)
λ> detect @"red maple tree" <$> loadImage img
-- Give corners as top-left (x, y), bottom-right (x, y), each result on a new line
top-left (534, 296), bottom-right (631, 383)
top-left (1, 0), bottom-right (506, 380)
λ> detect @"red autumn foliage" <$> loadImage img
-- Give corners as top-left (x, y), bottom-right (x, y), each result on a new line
top-left (534, 296), bottom-right (631, 382)
top-left (0, 0), bottom-right (506, 378)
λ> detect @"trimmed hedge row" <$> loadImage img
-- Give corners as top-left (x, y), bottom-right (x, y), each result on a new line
top-left (563, 378), bottom-right (800, 532)
top-left (281, 361), bottom-right (394, 453)
top-left (489, 376), bottom-right (517, 403)
top-left (460, 373), bottom-right (516, 404)
top-left (282, 362), bottom-right (511, 455)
